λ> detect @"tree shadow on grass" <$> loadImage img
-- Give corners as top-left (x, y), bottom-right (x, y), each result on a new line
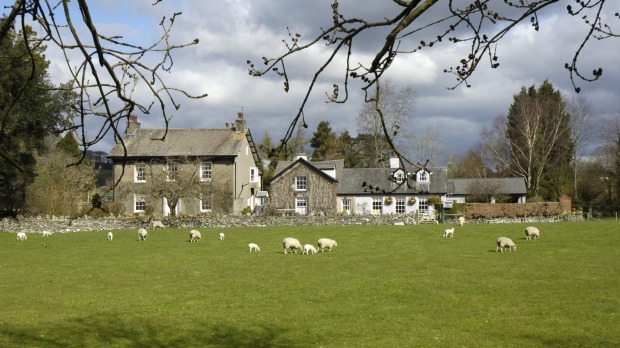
top-left (0, 314), bottom-right (303, 347)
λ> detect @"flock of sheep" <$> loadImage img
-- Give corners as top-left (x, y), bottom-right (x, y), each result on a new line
top-left (444, 216), bottom-right (540, 252)
top-left (15, 216), bottom-right (541, 254)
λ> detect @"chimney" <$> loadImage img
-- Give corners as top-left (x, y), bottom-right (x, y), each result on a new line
top-left (389, 152), bottom-right (400, 169)
top-left (234, 112), bottom-right (246, 132)
top-left (125, 114), bottom-right (140, 136)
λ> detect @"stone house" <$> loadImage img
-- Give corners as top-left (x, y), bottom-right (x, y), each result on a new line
top-left (272, 154), bottom-right (448, 216)
top-left (107, 113), bottom-right (261, 216)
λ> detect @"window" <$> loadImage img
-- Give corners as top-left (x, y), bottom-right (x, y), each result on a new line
top-left (134, 162), bottom-right (146, 183)
top-left (200, 161), bottom-right (212, 181)
top-left (342, 198), bottom-right (351, 214)
top-left (166, 162), bottom-right (178, 182)
top-left (396, 197), bottom-right (405, 214)
top-left (295, 197), bottom-right (307, 215)
top-left (372, 197), bottom-right (383, 214)
top-left (134, 194), bottom-right (146, 213)
top-left (394, 171), bottom-right (405, 184)
top-left (418, 198), bottom-right (429, 213)
top-left (418, 171), bottom-right (429, 182)
top-left (250, 167), bottom-right (259, 182)
top-left (295, 176), bottom-right (307, 191)
top-left (200, 194), bottom-right (212, 212)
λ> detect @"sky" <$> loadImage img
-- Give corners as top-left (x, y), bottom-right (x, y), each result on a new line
top-left (8, 1), bottom-right (620, 162)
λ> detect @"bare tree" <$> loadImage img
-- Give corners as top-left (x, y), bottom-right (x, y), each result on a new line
top-left (356, 79), bottom-right (415, 166)
top-left (1, 1), bottom-right (207, 176)
top-left (480, 115), bottom-right (511, 175)
top-left (248, 1), bottom-right (617, 171)
top-left (567, 95), bottom-right (593, 197)
top-left (404, 122), bottom-right (444, 166)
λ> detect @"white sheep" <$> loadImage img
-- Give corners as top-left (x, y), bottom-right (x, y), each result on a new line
top-left (219, 232), bottom-right (225, 241)
top-left (107, 232), bottom-right (113, 241)
top-left (152, 220), bottom-right (165, 229)
top-left (138, 228), bottom-right (148, 241)
top-left (282, 237), bottom-right (302, 254)
top-left (303, 244), bottom-right (317, 255)
top-left (443, 227), bottom-right (455, 238)
top-left (41, 231), bottom-right (53, 237)
top-left (496, 237), bottom-right (517, 252)
top-left (525, 226), bottom-right (540, 240)
top-left (458, 216), bottom-right (465, 227)
top-left (248, 243), bottom-right (260, 252)
top-left (16, 232), bottom-right (27, 241)
top-left (317, 238), bottom-right (337, 252)
top-left (189, 230), bottom-right (202, 243)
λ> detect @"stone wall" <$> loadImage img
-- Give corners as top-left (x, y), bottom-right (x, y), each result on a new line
top-left (1, 212), bottom-right (578, 234)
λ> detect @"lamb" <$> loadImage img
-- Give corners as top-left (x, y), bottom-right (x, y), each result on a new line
top-left (189, 230), bottom-right (202, 243)
top-left (525, 226), bottom-right (540, 240)
top-left (458, 216), bottom-right (465, 227)
top-left (107, 232), bottom-right (113, 241)
top-left (138, 228), bottom-right (148, 241)
top-left (282, 237), bottom-right (302, 254)
top-left (16, 232), bottom-right (27, 241)
top-left (496, 237), bottom-right (517, 252)
top-left (219, 232), bottom-right (225, 241)
top-left (443, 227), bottom-right (455, 238)
top-left (303, 244), bottom-right (317, 255)
top-left (152, 220), bottom-right (165, 229)
top-left (248, 243), bottom-right (260, 252)
top-left (41, 231), bottom-right (53, 237)
top-left (317, 238), bottom-right (337, 252)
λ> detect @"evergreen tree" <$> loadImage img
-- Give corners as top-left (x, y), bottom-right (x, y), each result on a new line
top-left (56, 132), bottom-right (81, 158)
top-left (506, 80), bottom-right (572, 200)
top-left (310, 121), bottom-right (338, 161)
top-left (0, 20), bottom-right (69, 211)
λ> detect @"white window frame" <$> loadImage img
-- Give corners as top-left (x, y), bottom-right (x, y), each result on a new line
top-left (200, 161), bottom-right (212, 182)
top-left (295, 176), bottom-right (307, 191)
top-left (418, 170), bottom-right (429, 182)
top-left (295, 197), bottom-right (307, 215)
top-left (200, 194), bottom-right (212, 212)
top-left (372, 197), bottom-right (383, 214)
top-left (134, 194), bottom-right (146, 213)
top-left (134, 162), bottom-right (146, 183)
top-left (342, 198), bottom-right (351, 214)
top-left (418, 198), bottom-right (429, 213)
top-left (166, 162), bottom-right (178, 182)
top-left (395, 197), bottom-right (406, 214)
top-left (394, 170), bottom-right (405, 184)
top-left (250, 167), bottom-right (259, 183)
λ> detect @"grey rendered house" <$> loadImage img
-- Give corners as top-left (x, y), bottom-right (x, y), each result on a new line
top-left (107, 113), bottom-right (261, 216)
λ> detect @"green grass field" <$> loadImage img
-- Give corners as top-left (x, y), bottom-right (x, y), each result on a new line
top-left (1, 220), bottom-right (619, 347)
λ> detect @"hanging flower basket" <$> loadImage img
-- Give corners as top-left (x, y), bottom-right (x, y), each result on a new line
top-left (408, 197), bottom-right (416, 205)
top-left (384, 197), bottom-right (393, 205)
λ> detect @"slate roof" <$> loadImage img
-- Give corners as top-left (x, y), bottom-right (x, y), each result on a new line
top-left (271, 158), bottom-right (340, 183)
top-left (448, 178), bottom-right (527, 195)
top-left (108, 128), bottom-right (259, 163)
top-left (339, 167), bottom-right (448, 195)
top-left (273, 158), bottom-right (345, 180)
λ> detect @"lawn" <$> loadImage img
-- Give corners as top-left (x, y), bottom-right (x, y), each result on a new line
top-left (1, 220), bottom-right (619, 347)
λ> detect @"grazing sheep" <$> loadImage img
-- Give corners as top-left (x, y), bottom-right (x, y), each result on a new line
top-left (107, 232), bottom-right (113, 241)
top-left (317, 238), bottom-right (338, 252)
top-left (525, 226), bottom-right (540, 240)
top-left (282, 237), bottom-right (302, 254)
top-left (303, 244), bottom-right (317, 255)
top-left (219, 232), bottom-right (225, 241)
top-left (189, 230), bottom-right (202, 243)
top-left (443, 227), bottom-right (455, 238)
top-left (458, 216), bottom-right (465, 227)
top-left (138, 228), bottom-right (148, 241)
top-left (16, 232), bottom-right (27, 241)
top-left (248, 243), bottom-right (260, 252)
top-left (496, 237), bottom-right (517, 252)
top-left (152, 220), bottom-right (165, 229)
top-left (41, 231), bottom-right (53, 237)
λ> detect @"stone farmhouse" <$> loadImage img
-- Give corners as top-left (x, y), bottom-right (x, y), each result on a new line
top-left (270, 154), bottom-right (527, 217)
top-left (107, 113), bottom-right (261, 216)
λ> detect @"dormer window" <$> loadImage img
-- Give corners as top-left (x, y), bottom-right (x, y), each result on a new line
top-left (417, 170), bottom-right (429, 182)
top-left (393, 169), bottom-right (405, 184)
